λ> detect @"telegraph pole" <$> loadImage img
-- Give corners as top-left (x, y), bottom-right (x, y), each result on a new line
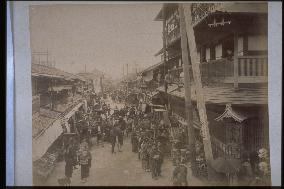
top-left (100, 76), bottom-right (104, 94)
top-left (182, 3), bottom-right (214, 179)
top-left (126, 63), bottom-right (129, 76)
top-left (126, 63), bottom-right (129, 95)
top-left (178, 4), bottom-right (196, 175)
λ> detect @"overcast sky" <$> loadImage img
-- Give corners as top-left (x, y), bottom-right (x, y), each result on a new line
top-left (29, 3), bottom-right (163, 79)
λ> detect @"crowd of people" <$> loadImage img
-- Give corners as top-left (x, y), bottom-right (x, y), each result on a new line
top-left (57, 89), bottom-right (271, 186)
top-left (57, 89), bottom-right (194, 186)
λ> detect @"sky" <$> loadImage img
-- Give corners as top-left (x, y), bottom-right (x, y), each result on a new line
top-left (29, 3), bottom-right (163, 80)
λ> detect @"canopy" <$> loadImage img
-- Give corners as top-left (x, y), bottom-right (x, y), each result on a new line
top-left (153, 108), bottom-right (167, 112)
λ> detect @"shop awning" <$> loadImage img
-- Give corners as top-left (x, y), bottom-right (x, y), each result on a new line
top-left (48, 85), bottom-right (72, 92)
top-left (173, 109), bottom-right (201, 130)
top-left (147, 91), bottom-right (160, 98)
top-left (153, 108), bottom-right (167, 112)
top-left (156, 84), bottom-right (179, 93)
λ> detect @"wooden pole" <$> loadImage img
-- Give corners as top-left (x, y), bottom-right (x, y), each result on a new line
top-left (162, 4), bottom-right (167, 84)
top-left (127, 63), bottom-right (129, 76)
top-left (178, 4), bottom-right (196, 174)
top-left (100, 76), bottom-right (104, 94)
top-left (233, 32), bottom-right (239, 88)
top-left (182, 2), bottom-right (214, 176)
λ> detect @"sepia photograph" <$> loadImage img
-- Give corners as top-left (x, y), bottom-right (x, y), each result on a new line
top-left (8, 1), bottom-right (281, 186)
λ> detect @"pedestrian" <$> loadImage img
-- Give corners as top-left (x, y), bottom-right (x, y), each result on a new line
top-left (78, 149), bottom-right (92, 183)
top-left (63, 142), bottom-right (77, 184)
top-left (110, 126), bottom-right (117, 154)
top-left (172, 159), bottom-right (188, 186)
top-left (151, 144), bottom-right (161, 180)
top-left (140, 139), bottom-right (149, 171)
top-left (157, 141), bottom-right (164, 177)
top-left (131, 131), bottom-right (138, 153)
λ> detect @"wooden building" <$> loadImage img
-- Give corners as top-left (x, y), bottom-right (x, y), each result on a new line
top-left (154, 2), bottom-right (269, 165)
top-left (32, 64), bottom-right (87, 182)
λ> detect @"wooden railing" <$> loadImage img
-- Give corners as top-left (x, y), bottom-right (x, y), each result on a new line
top-left (238, 56), bottom-right (268, 77)
top-left (166, 27), bottom-right (181, 46)
top-left (199, 55), bottom-right (268, 84)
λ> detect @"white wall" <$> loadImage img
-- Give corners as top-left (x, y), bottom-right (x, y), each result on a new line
top-left (238, 36), bottom-right (244, 55)
top-left (215, 44), bottom-right (222, 59)
top-left (248, 35), bottom-right (268, 51)
top-left (206, 47), bottom-right (210, 61)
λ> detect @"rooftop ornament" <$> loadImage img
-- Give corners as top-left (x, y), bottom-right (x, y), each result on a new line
top-left (215, 104), bottom-right (247, 123)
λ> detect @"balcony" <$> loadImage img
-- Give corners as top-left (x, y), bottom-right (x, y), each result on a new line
top-left (166, 27), bottom-right (181, 47)
top-left (200, 55), bottom-right (268, 85)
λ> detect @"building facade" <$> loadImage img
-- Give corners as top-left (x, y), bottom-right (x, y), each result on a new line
top-left (153, 2), bottom-right (269, 180)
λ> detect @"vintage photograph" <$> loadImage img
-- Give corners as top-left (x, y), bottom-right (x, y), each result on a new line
top-left (30, 2), bottom-right (270, 186)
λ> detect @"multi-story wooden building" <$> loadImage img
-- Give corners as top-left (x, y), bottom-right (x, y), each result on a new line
top-left (154, 2), bottom-right (268, 168)
top-left (32, 63), bottom-right (87, 182)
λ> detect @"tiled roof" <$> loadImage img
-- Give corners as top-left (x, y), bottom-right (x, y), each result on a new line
top-left (169, 85), bottom-right (268, 105)
top-left (32, 64), bottom-right (79, 81)
top-left (32, 111), bottom-right (57, 138)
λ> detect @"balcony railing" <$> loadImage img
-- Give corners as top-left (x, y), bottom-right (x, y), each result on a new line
top-left (200, 55), bottom-right (268, 85)
top-left (166, 27), bottom-right (181, 46)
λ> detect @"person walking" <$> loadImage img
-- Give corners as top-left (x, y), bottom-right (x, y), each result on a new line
top-left (110, 126), bottom-right (117, 154)
top-left (131, 131), bottom-right (139, 153)
top-left (140, 139), bottom-right (149, 171)
top-left (157, 141), bottom-right (164, 177)
top-left (78, 149), bottom-right (92, 183)
top-left (172, 159), bottom-right (188, 186)
top-left (63, 142), bottom-right (77, 184)
top-left (150, 144), bottom-right (161, 180)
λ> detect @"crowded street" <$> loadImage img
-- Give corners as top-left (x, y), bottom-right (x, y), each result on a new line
top-left (30, 2), bottom-right (271, 187)
top-left (39, 97), bottom-right (203, 186)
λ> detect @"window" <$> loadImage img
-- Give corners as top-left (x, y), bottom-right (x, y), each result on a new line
top-left (215, 44), bottom-right (222, 60)
top-left (238, 36), bottom-right (244, 56)
top-left (206, 47), bottom-right (210, 62)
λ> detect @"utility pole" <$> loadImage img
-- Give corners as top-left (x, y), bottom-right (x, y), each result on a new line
top-left (100, 76), bottom-right (104, 94)
top-left (182, 3), bottom-right (214, 178)
top-left (126, 63), bottom-right (129, 96)
top-left (178, 4), bottom-right (196, 175)
top-left (126, 63), bottom-right (129, 76)
top-left (162, 4), bottom-right (167, 84)
top-left (123, 64), bottom-right (125, 77)
top-left (85, 64), bottom-right (86, 73)
top-left (46, 49), bottom-right (49, 67)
